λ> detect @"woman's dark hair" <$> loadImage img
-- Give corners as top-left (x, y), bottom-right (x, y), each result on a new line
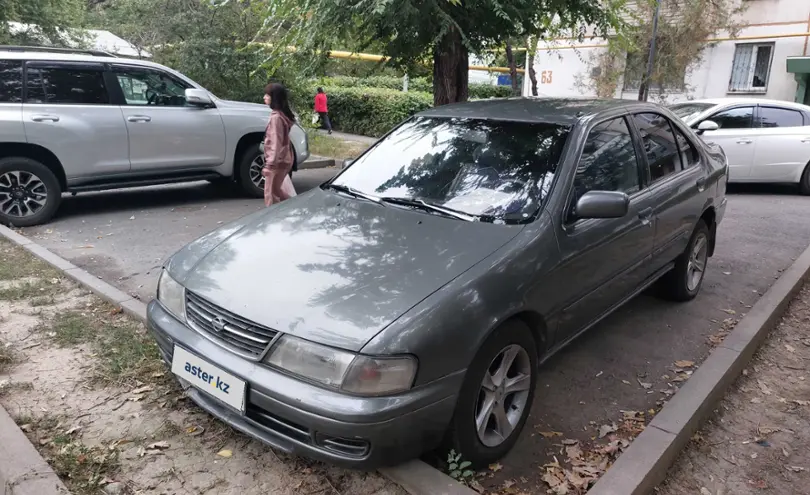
top-left (317, 87), bottom-right (324, 93)
top-left (264, 83), bottom-right (295, 122)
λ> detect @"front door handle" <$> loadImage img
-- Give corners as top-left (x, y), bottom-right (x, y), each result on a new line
top-left (127, 115), bottom-right (151, 122)
top-left (638, 207), bottom-right (653, 227)
top-left (696, 177), bottom-right (708, 192)
top-left (736, 138), bottom-right (753, 144)
top-left (801, 137), bottom-right (810, 143)
top-left (30, 114), bottom-right (59, 122)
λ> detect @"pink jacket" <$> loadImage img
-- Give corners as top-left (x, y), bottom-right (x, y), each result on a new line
top-left (263, 111), bottom-right (294, 171)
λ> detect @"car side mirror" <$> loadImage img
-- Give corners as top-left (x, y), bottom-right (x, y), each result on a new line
top-left (185, 88), bottom-right (213, 107)
top-left (696, 120), bottom-right (719, 135)
top-left (574, 191), bottom-right (630, 220)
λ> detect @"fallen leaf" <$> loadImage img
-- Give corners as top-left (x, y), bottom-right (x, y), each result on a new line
top-left (792, 400), bottom-right (810, 406)
top-left (65, 426), bottom-right (81, 435)
top-left (541, 468), bottom-right (569, 495)
top-left (721, 308), bottom-right (736, 315)
top-left (700, 488), bottom-right (712, 495)
top-left (488, 462), bottom-right (503, 472)
top-left (785, 344), bottom-right (796, 353)
top-left (757, 380), bottom-right (773, 396)
top-left (637, 379), bottom-right (653, 389)
top-left (131, 385), bottom-right (153, 395)
top-left (539, 431), bottom-right (563, 438)
top-left (751, 397), bottom-right (763, 404)
top-left (621, 379), bottom-right (631, 385)
top-left (19, 424), bottom-right (32, 432)
top-left (217, 449), bottom-right (233, 458)
top-left (674, 360), bottom-right (695, 368)
top-left (788, 466), bottom-right (806, 472)
top-left (747, 479), bottom-right (766, 489)
top-left (598, 424), bottom-right (617, 439)
top-left (565, 442), bottom-right (582, 460)
top-left (561, 438), bottom-right (578, 445)
top-left (147, 441), bottom-right (170, 450)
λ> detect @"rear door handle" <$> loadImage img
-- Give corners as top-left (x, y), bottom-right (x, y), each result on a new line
top-left (127, 115), bottom-right (151, 122)
top-left (639, 207), bottom-right (653, 226)
top-left (30, 114), bottom-right (59, 122)
top-left (736, 138), bottom-right (753, 144)
top-left (696, 177), bottom-right (707, 192)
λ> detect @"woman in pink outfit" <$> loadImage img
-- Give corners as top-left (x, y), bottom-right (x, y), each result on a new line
top-left (262, 83), bottom-right (296, 206)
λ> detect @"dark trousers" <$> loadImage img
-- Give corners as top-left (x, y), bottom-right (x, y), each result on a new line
top-left (318, 112), bottom-right (332, 132)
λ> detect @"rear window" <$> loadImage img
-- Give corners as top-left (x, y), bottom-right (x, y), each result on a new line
top-left (0, 60), bottom-right (23, 103)
top-left (25, 66), bottom-right (110, 105)
top-left (667, 103), bottom-right (716, 123)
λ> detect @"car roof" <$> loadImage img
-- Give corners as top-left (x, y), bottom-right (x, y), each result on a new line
top-left (671, 97), bottom-right (810, 112)
top-left (0, 48), bottom-right (163, 70)
top-left (416, 97), bottom-right (664, 125)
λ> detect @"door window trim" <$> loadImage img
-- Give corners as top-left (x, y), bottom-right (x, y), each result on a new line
top-left (697, 104), bottom-right (756, 130)
top-left (755, 104), bottom-right (807, 128)
top-left (562, 113), bottom-right (648, 229)
top-left (109, 65), bottom-right (199, 108)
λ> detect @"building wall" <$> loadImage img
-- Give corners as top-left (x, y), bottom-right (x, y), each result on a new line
top-left (526, 0), bottom-right (810, 103)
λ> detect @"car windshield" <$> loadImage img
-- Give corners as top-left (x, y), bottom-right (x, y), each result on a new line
top-left (667, 102), bottom-right (717, 123)
top-left (329, 117), bottom-right (570, 223)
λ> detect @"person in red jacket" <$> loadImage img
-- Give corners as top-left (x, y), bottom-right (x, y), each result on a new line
top-left (314, 87), bottom-right (332, 134)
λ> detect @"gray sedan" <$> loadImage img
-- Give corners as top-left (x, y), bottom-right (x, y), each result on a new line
top-left (147, 98), bottom-right (728, 469)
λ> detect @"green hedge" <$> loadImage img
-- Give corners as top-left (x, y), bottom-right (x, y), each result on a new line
top-left (315, 76), bottom-right (514, 99)
top-left (311, 86), bottom-right (433, 137)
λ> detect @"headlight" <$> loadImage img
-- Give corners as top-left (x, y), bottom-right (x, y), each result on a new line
top-left (157, 270), bottom-right (186, 321)
top-left (265, 335), bottom-right (417, 396)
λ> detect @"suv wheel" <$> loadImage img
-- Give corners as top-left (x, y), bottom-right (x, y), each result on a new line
top-left (237, 143), bottom-right (296, 198)
top-left (660, 220), bottom-right (710, 301)
top-left (444, 320), bottom-right (537, 467)
top-left (0, 158), bottom-right (62, 227)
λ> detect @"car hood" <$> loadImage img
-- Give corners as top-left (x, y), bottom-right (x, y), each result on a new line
top-left (168, 189), bottom-right (523, 351)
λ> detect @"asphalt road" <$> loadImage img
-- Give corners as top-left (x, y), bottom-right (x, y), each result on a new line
top-left (18, 180), bottom-right (810, 492)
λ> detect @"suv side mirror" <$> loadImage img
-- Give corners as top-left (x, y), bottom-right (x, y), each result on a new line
top-left (185, 88), bottom-right (213, 107)
top-left (696, 120), bottom-right (719, 135)
top-left (574, 191), bottom-right (629, 220)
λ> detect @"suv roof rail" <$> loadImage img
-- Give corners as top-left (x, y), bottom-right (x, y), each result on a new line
top-left (0, 45), bottom-right (118, 58)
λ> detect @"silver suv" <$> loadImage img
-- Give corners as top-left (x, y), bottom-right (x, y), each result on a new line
top-left (0, 46), bottom-right (310, 227)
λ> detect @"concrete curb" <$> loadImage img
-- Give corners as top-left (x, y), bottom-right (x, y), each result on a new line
top-left (0, 225), bottom-right (475, 495)
top-left (299, 156), bottom-right (337, 170)
top-left (589, 242), bottom-right (810, 495)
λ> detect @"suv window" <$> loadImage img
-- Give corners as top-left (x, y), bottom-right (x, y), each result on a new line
top-left (25, 66), bottom-right (109, 105)
top-left (631, 113), bottom-right (682, 182)
top-left (114, 67), bottom-right (190, 106)
top-left (706, 106), bottom-right (754, 129)
top-left (672, 125), bottom-right (700, 168)
top-left (572, 116), bottom-right (641, 204)
top-left (758, 106), bottom-right (804, 128)
top-left (0, 60), bottom-right (23, 103)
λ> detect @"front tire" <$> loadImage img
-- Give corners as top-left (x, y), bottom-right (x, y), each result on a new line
top-left (0, 157), bottom-right (62, 227)
top-left (661, 220), bottom-right (710, 301)
top-left (237, 143), bottom-right (298, 198)
top-left (443, 320), bottom-right (537, 468)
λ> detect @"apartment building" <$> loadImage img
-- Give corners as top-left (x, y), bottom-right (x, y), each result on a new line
top-left (525, 0), bottom-right (810, 104)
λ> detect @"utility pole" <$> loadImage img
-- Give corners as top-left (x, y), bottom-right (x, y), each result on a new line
top-left (639, 0), bottom-right (661, 101)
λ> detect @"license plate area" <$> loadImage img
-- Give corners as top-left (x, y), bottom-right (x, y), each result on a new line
top-left (171, 345), bottom-right (247, 414)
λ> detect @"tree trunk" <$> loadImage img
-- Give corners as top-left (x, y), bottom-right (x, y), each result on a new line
top-left (505, 43), bottom-right (519, 96)
top-left (526, 38), bottom-right (538, 96)
top-left (433, 27), bottom-right (469, 106)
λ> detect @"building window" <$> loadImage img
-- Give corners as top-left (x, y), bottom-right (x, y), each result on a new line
top-left (728, 43), bottom-right (774, 93)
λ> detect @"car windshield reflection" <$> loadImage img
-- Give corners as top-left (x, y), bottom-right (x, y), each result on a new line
top-left (329, 117), bottom-right (570, 224)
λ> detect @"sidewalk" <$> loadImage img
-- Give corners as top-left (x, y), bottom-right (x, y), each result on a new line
top-left (659, 284), bottom-right (810, 494)
top-left (315, 129), bottom-right (377, 145)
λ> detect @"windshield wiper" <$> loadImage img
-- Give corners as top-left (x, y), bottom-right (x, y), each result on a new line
top-left (324, 184), bottom-right (384, 205)
top-left (380, 197), bottom-right (475, 222)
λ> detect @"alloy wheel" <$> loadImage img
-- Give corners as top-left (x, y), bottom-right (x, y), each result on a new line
top-left (249, 155), bottom-right (265, 189)
top-left (686, 232), bottom-right (709, 292)
top-left (474, 344), bottom-right (532, 448)
top-left (0, 171), bottom-right (48, 219)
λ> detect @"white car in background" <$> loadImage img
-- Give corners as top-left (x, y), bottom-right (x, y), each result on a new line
top-left (668, 98), bottom-right (810, 193)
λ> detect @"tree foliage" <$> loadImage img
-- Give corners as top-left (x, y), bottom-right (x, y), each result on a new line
top-left (259, 0), bottom-right (626, 106)
top-left (576, 0), bottom-right (746, 100)
top-left (0, 0), bottom-right (87, 46)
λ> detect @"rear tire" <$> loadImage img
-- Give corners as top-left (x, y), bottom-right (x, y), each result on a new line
top-left (443, 320), bottom-right (537, 468)
top-left (799, 163), bottom-right (810, 195)
top-left (237, 143), bottom-right (297, 198)
top-left (660, 220), bottom-right (710, 302)
top-left (0, 157), bottom-right (62, 227)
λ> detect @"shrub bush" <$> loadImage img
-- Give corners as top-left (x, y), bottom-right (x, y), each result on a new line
top-left (305, 86), bottom-right (432, 137)
top-left (316, 76), bottom-right (514, 99)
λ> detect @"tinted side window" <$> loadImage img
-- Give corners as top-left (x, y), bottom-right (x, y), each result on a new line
top-left (0, 60), bottom-right (23, 103)
top-left (573, 117), bottom-right (641, 203)
top-left (26, 66), bottom-right (109, 105)
top-left (707, 106), bottom-right (754, 129)
top-left (758, 107), bottom-right (804, 128)
top-left (631, 113), bottom-right (682, 182)
top-left (672, 125), bottom-right (700, 168)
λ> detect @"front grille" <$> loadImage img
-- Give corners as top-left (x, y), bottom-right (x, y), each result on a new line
top-left (185, 291), bottom-right (278, 357)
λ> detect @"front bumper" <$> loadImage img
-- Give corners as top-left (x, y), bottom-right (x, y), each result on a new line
top-left (146, 300), bottom-right (461, 469)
